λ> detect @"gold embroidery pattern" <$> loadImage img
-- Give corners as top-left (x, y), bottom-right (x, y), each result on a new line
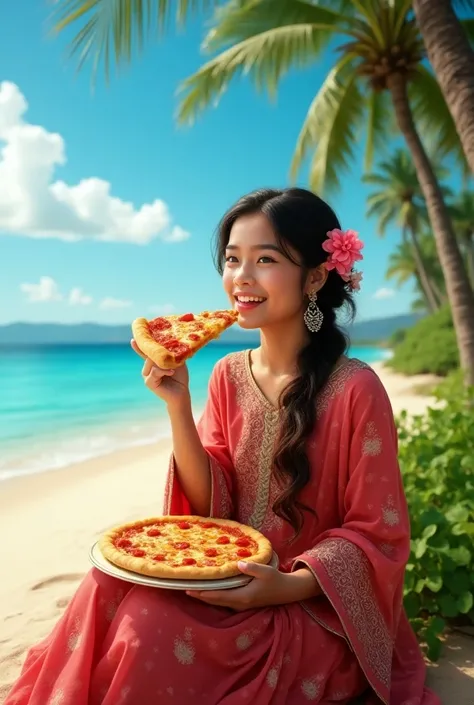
top-left (308, 538), bottom-right (392, 692)
top-left (173, 627), bottom-right (195, 665)
top-left (67, 617), bottom-right (82, 652)
top-left (48, 690), bottom-right (65, 705)
top-left (382, 495), bottom-right (400, 528)
top-left (316, 359), bottom-right (369, 419)
top-left (362, 421), bottom-right (383, 457)
top-left (210, 457), bottom-right (233, 519)
top-left (227, 352), bottom-right (279, 530)
top-left (300, 675), bottom-right (323, 701)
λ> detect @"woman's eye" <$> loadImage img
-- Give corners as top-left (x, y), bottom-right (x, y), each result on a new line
top-left (258, 256), bottom-right (276, 264)
top-left (225, 255), bottom-right (238, 263)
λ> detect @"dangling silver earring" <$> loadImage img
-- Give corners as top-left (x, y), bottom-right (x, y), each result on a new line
top-left (304, 290), bottom-right (323, 333)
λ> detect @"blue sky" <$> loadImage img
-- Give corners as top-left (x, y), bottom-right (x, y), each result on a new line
top-left (0, 1), bottom-right (419, 326)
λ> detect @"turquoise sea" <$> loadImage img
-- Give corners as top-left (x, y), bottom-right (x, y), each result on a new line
top-left (0, 343), bottom-right (390, 481)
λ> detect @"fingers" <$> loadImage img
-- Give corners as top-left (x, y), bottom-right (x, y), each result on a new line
top-left (130, 338), bottom-right (147, 360)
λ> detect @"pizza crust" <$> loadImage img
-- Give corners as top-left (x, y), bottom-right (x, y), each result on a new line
top-left (99, 515), bottom-right (274, 580)
top-left (131, 317), bottom-right (178, 369)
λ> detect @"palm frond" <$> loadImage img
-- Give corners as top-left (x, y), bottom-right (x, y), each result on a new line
top-left (203, 0), bottom-right (345, 53)
top-left (53, 0), bottom-right (219, 79)
top-left (291, 54), bottom-right (365, 193)
top-left (177, 21), bottom-right (340, 124)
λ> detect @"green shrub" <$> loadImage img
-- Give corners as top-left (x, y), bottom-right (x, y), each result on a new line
top-left (389, 307), bottom-right (458, 376)
top-left (390, 328), bottom-right (407, 346)
top-left (398, 387), bottom-right (474, 660)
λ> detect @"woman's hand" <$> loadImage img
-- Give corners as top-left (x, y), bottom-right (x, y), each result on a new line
top-left (186, 562), bottom-right (320, 611)
top-left (131, 339), bottom-right (190, 408)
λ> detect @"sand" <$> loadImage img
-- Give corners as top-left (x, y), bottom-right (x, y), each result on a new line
top-left (0, 362), bottom-right (472, 704)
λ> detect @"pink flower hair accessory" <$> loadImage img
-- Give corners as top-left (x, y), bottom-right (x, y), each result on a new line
top-left (322, 228), bottom-right (364, 291)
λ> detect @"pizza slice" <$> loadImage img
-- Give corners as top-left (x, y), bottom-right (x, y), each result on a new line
top-left (131, 309), bottom-right (238, 369)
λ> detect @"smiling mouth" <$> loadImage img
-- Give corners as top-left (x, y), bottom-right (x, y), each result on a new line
top-left (234, 296), bottom-right (267, 304)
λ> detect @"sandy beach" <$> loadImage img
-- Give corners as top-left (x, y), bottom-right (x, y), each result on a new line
top-left (0, 362), bottom-right (472, 703)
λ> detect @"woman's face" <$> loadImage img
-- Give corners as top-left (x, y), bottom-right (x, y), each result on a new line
top-left (222, 212), bottom-right (308, 330)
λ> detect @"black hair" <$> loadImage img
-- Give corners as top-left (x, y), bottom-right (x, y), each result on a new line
top-left (214, 188), bottom-right (356, 538)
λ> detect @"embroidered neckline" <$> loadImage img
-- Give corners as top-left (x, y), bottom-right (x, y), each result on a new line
top-left (243, 349), bottom-right (364, 412)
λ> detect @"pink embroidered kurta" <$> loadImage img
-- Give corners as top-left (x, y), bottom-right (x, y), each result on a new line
top-left (5, 352), bottom-right (440, 705)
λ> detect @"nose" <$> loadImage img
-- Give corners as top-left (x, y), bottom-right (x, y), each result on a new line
top-left (233, 261), bottom-right (256, 288)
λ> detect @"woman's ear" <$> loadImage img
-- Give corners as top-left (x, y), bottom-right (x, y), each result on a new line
top-left (305, 264), bottom-right (328, 294)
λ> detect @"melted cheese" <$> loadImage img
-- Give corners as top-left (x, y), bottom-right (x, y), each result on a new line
top-left (115, 519), bottom-right (257, 568)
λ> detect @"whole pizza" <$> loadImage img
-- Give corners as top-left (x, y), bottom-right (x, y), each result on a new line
top-left (99, 515), bottom-right (273, 580)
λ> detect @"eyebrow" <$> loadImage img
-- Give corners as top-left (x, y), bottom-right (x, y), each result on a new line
top-left (225, 243), bottom-right (282, 252)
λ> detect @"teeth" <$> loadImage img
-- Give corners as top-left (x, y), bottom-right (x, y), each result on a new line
top-left (237, 296), bottom-right (265, 303)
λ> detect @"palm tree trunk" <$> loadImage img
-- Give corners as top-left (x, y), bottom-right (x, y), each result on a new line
top-left (465, 232), bottom-right (474, 288)
top-left (406, 226), bottom-right (439, 313)
top-left (413, 0), bottom-right (474, 176)
top-left (387, 72), bottom-right (474, 385)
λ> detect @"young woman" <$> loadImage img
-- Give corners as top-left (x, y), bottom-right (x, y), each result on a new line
top-left (5, 188), bottom-right (439, 705)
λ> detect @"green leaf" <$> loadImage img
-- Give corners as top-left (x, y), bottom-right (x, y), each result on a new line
top-left (438, 594), bottom-right (459, 618)
top-left (422, 524), bottom-right (438, 540)
top-left (445, 505), bottom-right (469, 523)
top-left (414, 538), bottom-right (427, 558)
top-left (429, 616), bottom-right (446, 635)
top-left (425, 633), bottom-right (442, 662)
top-left (415, 579), bottom-right (426, 594)
top-left (457, 592), bottom-right (474, 614)
top-left (425, 575), bottom-right (443, 593)
top-left (404, 592), bottom-right (421, 619)
top-left (448, 546), bottom-right (472, 566)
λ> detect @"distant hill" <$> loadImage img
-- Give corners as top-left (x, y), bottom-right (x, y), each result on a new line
top-left (0, 314), bottom-right (421, 346)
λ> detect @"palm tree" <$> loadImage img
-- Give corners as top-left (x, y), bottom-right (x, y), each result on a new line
top-left (364, 148), bottom-right (444, 312)
top-left (412, 0), bottom-right (474, 176)
top-left (387, 235), bottom-right (445, 312)
top-left (54, 0), bottom-right (474, 384)
top-left (450, 190), bottom-right (474, 286)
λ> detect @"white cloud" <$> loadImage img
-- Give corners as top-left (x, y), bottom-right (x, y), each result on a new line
top-left (99, 297), bottom-right (132, 310)
top-left (69, 287), bottom-right (93, 306)
top-left (20, 276), bottom-right (62, 303)
top-left (162, 225), bottom-right (190, 243)
top-left (148, 303), bottom-right (176, 315)
top-left (373, 287), bottom-right (395, 300)
top-left (0, 82), bottom-right (189, 244)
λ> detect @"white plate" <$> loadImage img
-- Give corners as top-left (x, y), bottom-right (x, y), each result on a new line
top-left (89, 541), bottom-right (279, 591)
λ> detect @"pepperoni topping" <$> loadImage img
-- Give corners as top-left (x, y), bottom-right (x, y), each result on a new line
top-left (235, 537), bottom-right (251, 548)
top-left (146, 528), bottom-right (161, 537)
top-left (201, 522), bottom-right (217, 529)
top-left (175, 542), bottom-right (190, 550)
top-left (182, 558), bottom-right (196, 566)
top-left (217, 536), bottom-right (230, 545)
top-left (117, 538), bottom-right (132, 548)
top-left (177, 521), bottom-right (191, 530)
top-left (132, 548), bottom-right (146, 557)
top-left (204, 548), bottom-right (218, 557)
top-left (179, 313), bottom-right (195, 322)
top-left (237, 548), bottom-right (252, 558)
top-left (188, 334), bottom-right (200, 342)
top-left (153, 554), bottom-right (166, 562)
top-left (202, 312), bottom-right (210, 318)
top-left (149, 317), bottom-right (172, 333)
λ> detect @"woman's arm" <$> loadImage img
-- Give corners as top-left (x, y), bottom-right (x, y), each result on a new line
top-left (168, 395), bottom-right (212, 516)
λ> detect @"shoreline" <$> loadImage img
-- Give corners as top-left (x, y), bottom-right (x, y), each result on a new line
top-left (1, 362), bottom-right (472, 704)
